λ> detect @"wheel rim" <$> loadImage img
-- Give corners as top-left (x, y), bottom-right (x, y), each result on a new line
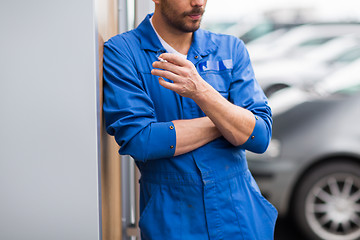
top-left (305, 173), bottom-right (360, 240)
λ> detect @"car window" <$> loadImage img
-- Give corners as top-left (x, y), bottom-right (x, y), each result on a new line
top-left (286, 37), bottom-right (336, 58)
top-left (298, 37), bottom-right (335, 47)
top-left (332, 46), bottom-right (360, 63)
top-left (336, 84), bottom-right (360, 94)
top-left (240, 22), bottom-right (274, 43)
top-left (314, 58), bottom-right (360, 95)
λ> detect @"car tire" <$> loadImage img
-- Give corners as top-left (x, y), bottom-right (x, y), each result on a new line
top-left (292, 160), bottom-right (360, 240)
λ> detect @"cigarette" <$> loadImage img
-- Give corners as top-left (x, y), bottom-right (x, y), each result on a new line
top-left (158, 57), bottom-right (167, 63)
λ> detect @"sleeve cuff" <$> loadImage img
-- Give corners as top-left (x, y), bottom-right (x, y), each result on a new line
top-left (146, 121), bottom-right (177, 160)
top-left (241, 115), bottom-right (271, 154)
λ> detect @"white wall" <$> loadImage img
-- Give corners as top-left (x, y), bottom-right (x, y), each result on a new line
top-left (0, 0), bottom-right (101, 239)
top-left (135, 0), bottom-right (154, 26)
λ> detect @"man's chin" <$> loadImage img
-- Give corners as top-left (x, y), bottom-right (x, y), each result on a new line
top-left (182, 22), bottom-right (201, 32)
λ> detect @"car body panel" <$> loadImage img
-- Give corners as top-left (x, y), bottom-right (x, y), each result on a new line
top-left (247, 87), bottom-right (360, 216)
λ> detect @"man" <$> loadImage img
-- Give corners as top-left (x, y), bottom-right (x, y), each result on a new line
top-left (103, 0), bottom-right (278, 239)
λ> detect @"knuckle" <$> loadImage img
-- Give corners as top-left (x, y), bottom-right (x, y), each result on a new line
top-left (183, 69), bottom-right (191, 77)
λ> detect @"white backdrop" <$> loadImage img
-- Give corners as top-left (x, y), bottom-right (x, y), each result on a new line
top-left (204, 0), bottom-right (360, 22)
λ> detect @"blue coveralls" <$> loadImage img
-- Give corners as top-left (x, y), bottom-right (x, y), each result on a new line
top-left (103, 14), bottom-right (278, 240)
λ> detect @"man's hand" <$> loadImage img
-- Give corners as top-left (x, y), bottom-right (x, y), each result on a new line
top-left (151, 53), bottom-right (209, 99)
top-left (152, 53), bottom-right (256, 147)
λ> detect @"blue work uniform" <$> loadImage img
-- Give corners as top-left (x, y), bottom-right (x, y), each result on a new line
top-left (103, 14), bottom-right (278, 240)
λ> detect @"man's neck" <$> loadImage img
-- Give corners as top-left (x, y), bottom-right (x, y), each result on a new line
top-left (151, 13), bottom-right (193, 55)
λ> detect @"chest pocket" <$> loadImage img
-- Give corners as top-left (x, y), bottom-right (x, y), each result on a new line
top-left (198, 59), bottom-right (233, 99)
top-left (200, 70), bottom-right (232, 99)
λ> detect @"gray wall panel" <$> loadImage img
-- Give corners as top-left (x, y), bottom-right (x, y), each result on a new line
top-left (0, 0), bottom-right (100, 239)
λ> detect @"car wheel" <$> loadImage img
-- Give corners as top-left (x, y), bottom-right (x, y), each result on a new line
top-left (293, 160), bottom-right (360, 240)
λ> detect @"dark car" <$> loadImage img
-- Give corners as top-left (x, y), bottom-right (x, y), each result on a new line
top-left (247, 61), bottom-right (360, 240)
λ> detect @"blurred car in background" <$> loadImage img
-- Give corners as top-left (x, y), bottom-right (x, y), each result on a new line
top-left (203, 11), bottom-right (307, 44)
top-left (247, 23), bottom-right (360, 63)
top-left (223, 19), bottom-right (303, 43)
top-left (247, 59), bottom-right (360, 240)
top-left (253, 34), bottom-right (360, 96)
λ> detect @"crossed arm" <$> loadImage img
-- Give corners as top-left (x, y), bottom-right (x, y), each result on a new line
top-left (151, 53), bottom-right (256, 156)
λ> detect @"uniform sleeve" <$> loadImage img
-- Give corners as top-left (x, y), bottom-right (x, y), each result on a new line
top-left (103, 39), bottom-right (176, 162)
top-left (229, 39), bottom-right (272, 154)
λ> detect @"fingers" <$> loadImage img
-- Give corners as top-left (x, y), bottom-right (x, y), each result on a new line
top-left (158, 77), bottom-right (181, 92)
top-left (152, 53), bottom-right (195, 82)
top-left (158, 53), bottom-right (189, 66)
top-left (152, 53), bottom-right (191, 76)
top-left (151, 68), bottom-right (182, 83)
top-left (152, 61), bottom-right (183, 76)
top-left (151, 53), bottom-right (199, 98)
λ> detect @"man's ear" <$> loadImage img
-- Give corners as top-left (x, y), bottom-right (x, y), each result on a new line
top-left (153, 0), bottom-right (160, 4)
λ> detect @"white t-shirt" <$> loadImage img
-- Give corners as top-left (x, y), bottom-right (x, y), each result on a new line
top-left (150, 17), bottom-right (187, 59)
